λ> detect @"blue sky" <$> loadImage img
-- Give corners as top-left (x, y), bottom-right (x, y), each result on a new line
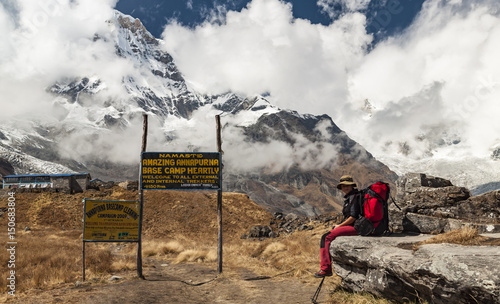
top-left (115, 0), bottom-right (426, 43)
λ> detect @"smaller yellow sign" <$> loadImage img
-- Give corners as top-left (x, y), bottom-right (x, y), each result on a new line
top-left (83, 199), bottom-right (140, 242)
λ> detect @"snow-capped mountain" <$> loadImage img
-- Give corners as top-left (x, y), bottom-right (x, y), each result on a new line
top-left (1, 11), bottom-right (395, 216)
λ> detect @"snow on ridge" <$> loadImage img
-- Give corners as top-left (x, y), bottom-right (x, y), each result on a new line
top-left (0, 146), bottom-right (74, 176)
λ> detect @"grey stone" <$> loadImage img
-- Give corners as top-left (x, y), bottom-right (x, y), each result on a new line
top-left (403, 213), bottom-right (448, 234)
top-left (118, 180), bottom-right (138, 191)
top-left (298, 224), bottom-right (308, 231)
top-left (108, 275), bottom-right (123, 281)
top-left (285, 213), bottom-right (299, 222)
top-left (391, 173), bottom-right (499, 234)
top-left (273, 212), bottom-right (284, 220)
top-left (248, 225), bottom-right (272, 238)
top-left (330, 234), bottom-right (500, 304)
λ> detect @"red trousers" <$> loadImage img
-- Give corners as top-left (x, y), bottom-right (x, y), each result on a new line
top-left (320, 225), bottom-right (358, 271)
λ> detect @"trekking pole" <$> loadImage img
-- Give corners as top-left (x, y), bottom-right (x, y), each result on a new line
top-left (311, 277), bottom-right (325, 304)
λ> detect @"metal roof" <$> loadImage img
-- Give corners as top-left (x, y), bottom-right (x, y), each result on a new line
top-left (3, 173), bottom-right (91, 178)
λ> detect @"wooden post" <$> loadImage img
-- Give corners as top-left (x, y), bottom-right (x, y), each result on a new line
top-left (216, 115), bottom-right (223, 274)
top-left (82, 199), bottom-right (86, 281)
top-left (137, 114), bottom-right (148, 279)
top-left (82, 241), bottom-right (85, 281)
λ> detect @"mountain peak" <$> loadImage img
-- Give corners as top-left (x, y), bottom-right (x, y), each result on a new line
top-left (114, 12), bottom-right (158, 45)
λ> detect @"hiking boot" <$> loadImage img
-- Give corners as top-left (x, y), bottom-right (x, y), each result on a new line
top-left (314, 270), bottom-right (332, 278)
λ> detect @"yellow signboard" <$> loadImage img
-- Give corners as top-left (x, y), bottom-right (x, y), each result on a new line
top-left (83, 199), bottom-right (140, 242)
top-left (141, 152), bottom-right (221, 190)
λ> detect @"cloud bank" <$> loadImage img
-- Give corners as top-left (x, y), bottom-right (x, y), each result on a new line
top-left (160, 0), bottom-right (500, 164)
top-left (161, 0), bottom-right (372, 117)
top-left (344, 0), bottom-right (500, 159)
top-left (0, 0), bottom-right (154, 167)
top-left (0, 0), bottom-right (136, 118)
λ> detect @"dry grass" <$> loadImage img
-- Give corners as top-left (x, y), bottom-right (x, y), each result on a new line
top-left (261, 242), bottom-right (287, 257)
top-left (0, 232), bottom-right (116, 293)
top-left (174, 249), bottom-right (217, 263)
top-left (328, 288), bottom-right (430, 304)
top-left (328, 289), bottom-right (393, 304)
top-left (111, 256), bottom-right (136, 271)
top-left (85, 244), bottom-right (114, 274)
top-left (142, 240), bottom-right (185, 257)
top-left (222, 230), bottom-right (322, 279)
top-left (402, 226), bottom-right (500, 250)
top-left (421, 226), bottom-right (483, 245)
top-left (141, 227), bottom-right (322, 281)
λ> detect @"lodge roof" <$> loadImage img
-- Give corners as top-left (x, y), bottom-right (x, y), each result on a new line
top-left (3, 173), bottom-right (91, 178)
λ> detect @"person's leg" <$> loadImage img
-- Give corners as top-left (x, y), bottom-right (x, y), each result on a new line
top-left (319, 231), bottom-right (333, 272)
top-left (319, 226), bottom-right (358, 273)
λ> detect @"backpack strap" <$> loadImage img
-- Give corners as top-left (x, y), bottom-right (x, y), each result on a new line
top-left (356, 189), bottom-right (366, 217)
top-left (367, 188), bottom-right (385, 203)
top-left (390, 196), bottom-right (402, 211)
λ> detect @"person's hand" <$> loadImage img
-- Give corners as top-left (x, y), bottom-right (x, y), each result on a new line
top-left (332, 225), bottom-right (337, 230)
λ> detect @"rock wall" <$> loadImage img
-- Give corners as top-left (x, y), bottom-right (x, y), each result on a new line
top-left (330, 234), bottom-right (500, 304)
top-left (391, 173), bottom-right (500, 234)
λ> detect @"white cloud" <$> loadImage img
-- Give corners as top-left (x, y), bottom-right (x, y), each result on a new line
top-left (0, 0), bottom-right (143, 166)
top-left (161, 0), bottom-right (372, 116)
top-left (343, 0), bottom-right (500, 159)
top-left (155, 106), bottom-right (341, 173)
top-left (0, 0), bottom-right (125, 117)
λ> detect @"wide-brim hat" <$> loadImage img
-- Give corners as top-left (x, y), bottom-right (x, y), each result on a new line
top-left (337, 175), bottom-right (357, 189)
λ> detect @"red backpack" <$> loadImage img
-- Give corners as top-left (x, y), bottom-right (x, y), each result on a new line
top-left (359, 182), bottom-right (390, 235)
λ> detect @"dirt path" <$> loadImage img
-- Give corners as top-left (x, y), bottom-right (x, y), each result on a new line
top-left (7, 258), bottom-right (335, 304)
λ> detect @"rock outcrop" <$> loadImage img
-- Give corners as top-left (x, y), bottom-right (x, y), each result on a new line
top-left (330, 234), bottom-right (500, 304)
top-left (392, 173), bottom-right (500, 234)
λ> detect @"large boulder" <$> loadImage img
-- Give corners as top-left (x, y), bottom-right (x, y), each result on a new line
top-left (392, 173), bottom-right (500, 234)
top-left (330, 234), bottom-right (500, 304)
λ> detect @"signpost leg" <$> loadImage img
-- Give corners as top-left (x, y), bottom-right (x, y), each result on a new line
top-left (137, 114), bottom-right (148, 279)
top-left (82, 241), bottom-right (85, 281)
top-left (82, 198), bottom-right (86, 282)
top-left (216, 115), bottom-right (223, 274)
top-left (217, 189), bottom-right (222, 274)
